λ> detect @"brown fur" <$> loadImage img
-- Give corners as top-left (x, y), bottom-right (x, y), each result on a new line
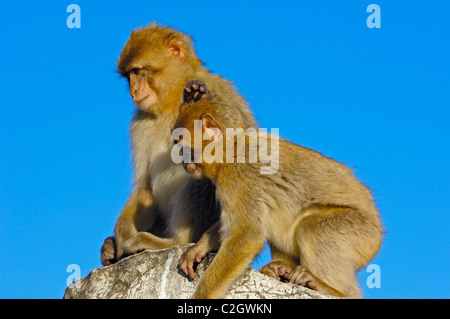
top-left (100, 23), bottom-right (256, 265)
top-left (176, 97), bottom-right (383, 299)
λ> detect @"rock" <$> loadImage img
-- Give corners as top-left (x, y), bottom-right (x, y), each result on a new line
top-left (64, 244), bottom-right (337, 299)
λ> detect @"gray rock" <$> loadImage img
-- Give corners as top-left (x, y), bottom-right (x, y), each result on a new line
top-left (64, 244), bottom-right (337, 299)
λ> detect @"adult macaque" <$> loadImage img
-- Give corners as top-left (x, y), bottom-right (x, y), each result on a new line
top-left (175, 81), bottom-right (383, 299)
top-left (100, 23), bottom-right (256, 266)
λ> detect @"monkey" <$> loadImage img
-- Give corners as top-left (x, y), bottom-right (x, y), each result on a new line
top-left (175, 81), bottom-right (383, 299)
top-left (100, 22), bottom-right (257, 266)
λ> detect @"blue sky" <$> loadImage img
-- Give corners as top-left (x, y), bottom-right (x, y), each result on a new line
top-left (0, 1), bottom-right (448, 299)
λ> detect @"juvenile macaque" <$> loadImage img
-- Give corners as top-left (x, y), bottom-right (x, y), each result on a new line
top-left (100, 23), bottom-right (256, 265)
top-left (175, 81), bottom-right (383, 299)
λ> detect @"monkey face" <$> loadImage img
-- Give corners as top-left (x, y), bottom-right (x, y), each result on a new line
top-left (117, 26), bottom-right (190, 114)
top-left (172, 132), bottom-right (207, 179)
top-left (127, 67), bottom-right (159, 111)
top-left (173, 105), bottom-right (225, 180)
top-left (179, 142), bottom-right (207, 179)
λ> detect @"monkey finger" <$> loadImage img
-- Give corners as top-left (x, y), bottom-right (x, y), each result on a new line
top-left (306, 280), bottom-right (319, 291)
top-left (270, 272), bottom-right (281, 281)
top-left (101, 237), bottom-right (116, 266)
top-left (259, 266), bottom-right (280, 280)
top-left (179, 260), bottom-right (189, 276)
top-left (101, 249), bottom-right (114, 262)
top-left (187, 261), bottom-right (196, 279)
top-left (280, 265), bottom-right (293, 280)
top-left (281, 271), bottom-right (291, 281)
top-left (288, 273), bottom-right (303, 286)
top-left (288, 268), bottom-right (315, 287)
top-left (179, 261), bottom-right (186, 274)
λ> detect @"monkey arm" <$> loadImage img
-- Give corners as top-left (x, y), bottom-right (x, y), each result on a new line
top-left (101, 189), bottom-right (141, 265)
top-left (178, 221), bottom-right (222, 279)
top-left (199, 220), bottom-right (221, 251)
top-left (193, 227), bottom-right (265, 299)
top-left (112, 188), bottom-right (139, 260)
top-left (105, 184), bottom-right (157, 262)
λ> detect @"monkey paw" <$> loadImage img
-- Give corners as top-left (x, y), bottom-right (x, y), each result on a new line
top-left (101, 236), bottom-right (116, 266)
top-left (183, 80), bottom-right (210, 103)
top-left (288, 266), bottom-right (319, 290)
top-left (258, 260), bottom-right (292, 282)
top-left (178, 244), bottom-right (209, 280)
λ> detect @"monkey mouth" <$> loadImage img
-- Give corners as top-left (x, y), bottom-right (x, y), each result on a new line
top-left (134, 95), bottom-right (152, 105)
top-left (183, 162), bottom-right (205, 179)
top-left (135, 93), bottom-right (158, 110)
top-left (183, 163), bottom-right (203, 178)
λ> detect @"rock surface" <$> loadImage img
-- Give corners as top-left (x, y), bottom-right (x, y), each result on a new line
top-left (64, 244), bottom-right (336, 299)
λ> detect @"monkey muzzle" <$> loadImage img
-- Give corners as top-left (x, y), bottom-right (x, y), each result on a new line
top-left (183, 162), bottom-right (205, 179)
top-left (183, 162), bottom-right (199, 174)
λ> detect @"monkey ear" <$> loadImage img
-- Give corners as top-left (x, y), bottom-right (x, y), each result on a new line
top-left (201, 113), bottom-right (223, 141)
top-left (167, 35), bottom-right (187, 61)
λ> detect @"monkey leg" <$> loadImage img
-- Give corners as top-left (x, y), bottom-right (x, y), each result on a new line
top-left (121, 231), bottom-right (179, 255)
top-left (295, 206), bottom-right (381, 298)
top-left (121, 201), bottom-right (196, 256)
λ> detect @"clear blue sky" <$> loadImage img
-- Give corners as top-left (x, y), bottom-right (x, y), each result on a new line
top-left (0, 1), bottom-right (448, 299)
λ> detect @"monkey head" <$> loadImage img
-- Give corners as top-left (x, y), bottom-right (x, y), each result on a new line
top-left (117, 23), bottom-right (202, 114)
top-left (173, 100), bottom-right (225, 180)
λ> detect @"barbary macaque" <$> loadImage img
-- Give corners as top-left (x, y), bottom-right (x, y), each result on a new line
top-left (175, 81), bottom-right (383, 299)
top-left (100, 23), bottom-right (256, 266)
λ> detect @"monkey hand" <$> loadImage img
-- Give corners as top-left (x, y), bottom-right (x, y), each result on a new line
top-left (178, 243), bottom-right (210, 280)
top-left (101, 236), bottom-right (117, 266)
top-left (258, 259), bottom-right (293, 282)
top-left (183, 80), bottom-right (210, 103)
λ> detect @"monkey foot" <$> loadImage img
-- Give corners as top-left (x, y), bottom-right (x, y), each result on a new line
top-left (183, 80), bottom-right (210, 103)
top-left (259, 262), bottom-right (319, 291)
top-left (288, 266), bottom-right (319, 290)
top-left (101, 236), bottom-right (117, 266)
top-left (258, 259), bottom-right (292, 282)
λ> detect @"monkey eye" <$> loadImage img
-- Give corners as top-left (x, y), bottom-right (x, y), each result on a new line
top-left (130, 68), bottom-right (140, 75)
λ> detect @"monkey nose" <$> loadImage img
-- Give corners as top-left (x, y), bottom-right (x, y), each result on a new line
top-left (183, 162), bottom-right (199, 174)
